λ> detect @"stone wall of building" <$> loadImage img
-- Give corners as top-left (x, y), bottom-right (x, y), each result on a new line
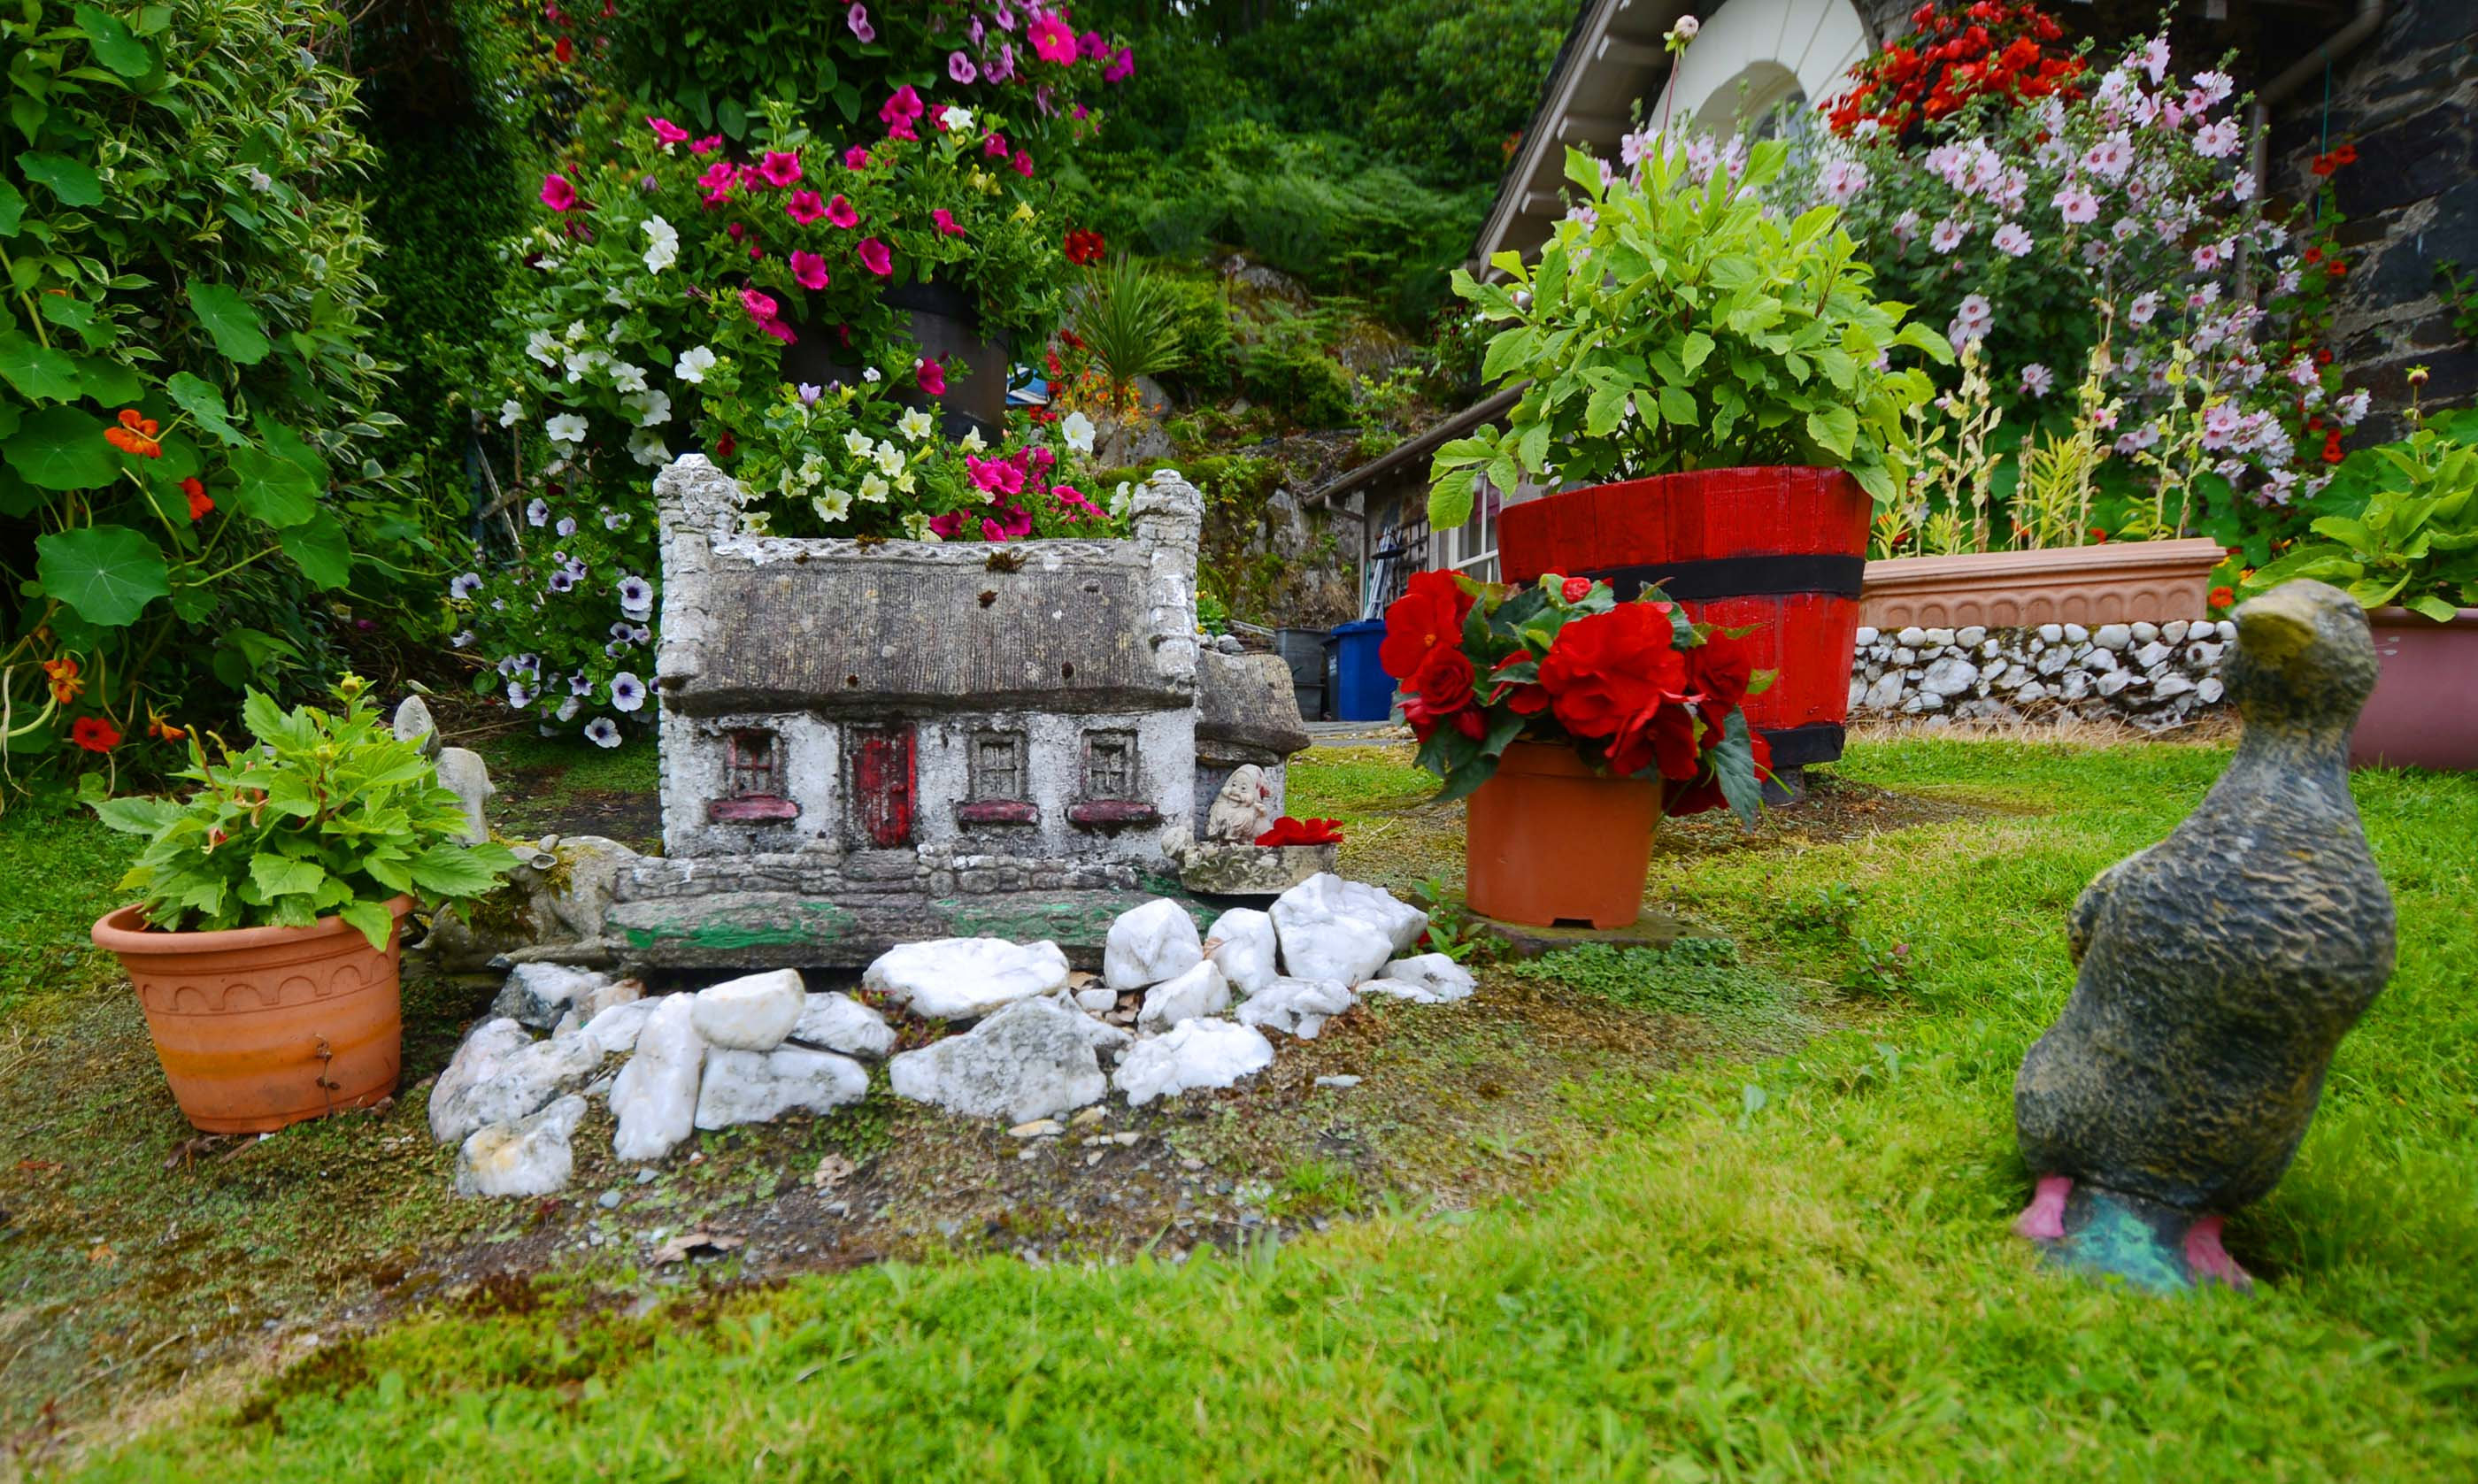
top-left (1848, 619), bottom-right (2234, 728)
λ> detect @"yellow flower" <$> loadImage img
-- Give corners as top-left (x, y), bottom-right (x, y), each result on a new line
top-left (1012, 201), bottom-right (1035, 222)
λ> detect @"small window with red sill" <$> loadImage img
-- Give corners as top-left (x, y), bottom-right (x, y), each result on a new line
top-left (956, 730), bottom-right (1037, 826)
top-left (706, 727), bottom-right (799, 821)
top-left (1067, 728), bottom-right (1156, 827)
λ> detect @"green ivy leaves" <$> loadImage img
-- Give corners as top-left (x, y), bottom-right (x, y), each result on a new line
top-left (35, 524), bottom-right (172, 626)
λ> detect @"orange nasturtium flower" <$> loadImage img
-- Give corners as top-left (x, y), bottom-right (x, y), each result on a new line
top-left (181, 475), bottom-right (213, 520)
top-left (71, 716), bottom-right (122, 753)
top-left (104, 408), bottom-right (163, 458)
top-left (41, 655), bottom-right (83, 706)
top-left (146, 706), bottom-right (188, 743)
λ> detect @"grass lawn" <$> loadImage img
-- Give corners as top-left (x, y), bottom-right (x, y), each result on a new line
top-left (6, 735), bottom-right (2474, 1480)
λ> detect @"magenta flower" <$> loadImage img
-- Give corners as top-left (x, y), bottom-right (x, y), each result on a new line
top-left (648, 116), bottom-right (690, 144)
top-left (949, 50), bottom-right (978, 84)
top-left (826, 194), bottom-right (859, 228)
top-left (1029, 15), bottom-right (1075, 63)
top-left (993, 1), bottom-right (1016, 31)
top-left (691, 135), bottom-right (724, 155)
top-left (984, 132), bottom-right (1011, 158)
top-left (1011, 149), bottom-right (1035, 179)
top-left (858, 237), bottom-right (893, 276)
top-left (697, 161), bottom-right (737, 196)
top-left (879, 85), bottom-right (924, 140)
top-left (742, 287), bottom-right (781, 322)
top-left (928, 511), bottom-right (966, 539)
top-left (989, 42), bottom-right (1016, 82)
top-left (966, 454), bottom-right (1024, 495)
top-left (845, 1), bottom-right (873, 42)
top-left (933, 208), bottom-right (965, 238)
top-left (1079, 30), bottom-right (1105, 59)
top-left (917, 358), bottom-right (947, 396)
top-left (760, 317), bottom-right (797, 344)
top-left (790, 250), bottom-right (830, 290)
top-left (843, 145), bottom-right (871, 170)
top-left (1104, 46), bottom-right (1134, 83)
top-left (727, 221), bottom-right (745, 241)
top-left (981, 517), bottom-right (1007, 542)
top-left (758, 151), bottom-right (803, 188)
top-left (540, 173), bottom-right (579, 211)
top-left (785, 189), bottom-right (827, 224)
top-left (968, 15), bottom-right (985, 45)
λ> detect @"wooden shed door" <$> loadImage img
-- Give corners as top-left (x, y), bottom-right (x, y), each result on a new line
top-left (848, 725), bottom-right (917, 848)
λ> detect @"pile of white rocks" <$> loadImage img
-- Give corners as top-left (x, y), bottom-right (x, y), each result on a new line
top-left (1847, 619), bottom-right (2236, 729)
top-left (428, 873), bottom-right (1469, 1198)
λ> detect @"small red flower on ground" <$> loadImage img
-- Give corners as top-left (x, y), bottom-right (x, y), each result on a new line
top-left (1255, 816), bottom-right (1343, 847)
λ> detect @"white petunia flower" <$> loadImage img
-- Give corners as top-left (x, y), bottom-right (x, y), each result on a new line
top-left (674, 344), bottom-right (718, 383)
top-left (843, 429), bottom-right (875, 458)
top-left (858, 473), bottom-right (889, 503)
top-left (545, 413), bottom-right (589, 444)
top-left (611, 361), bottom-right (649, 395)
top-left (861, 366), bottom-right (881, 383)
top-left (242, 165), bottom-right (274, 193)
top-left (812, 488), bottom-right (855, 522)
top-left (897, 408), bottom-right (935, 442)
top-left (873, 442), bottom-right (906, 476)
top-left (642, 215), bottom-right (679, 273)
top-left (627, 428), bottom-right (672, 466)
top-left (959, 426), bottom-right (987, 453)
top-left (526, 329), bottom-right (559, 366)
top-left (499, 400), bottom-right (525, 427)
top-left (941, 105), bottom-right (974, 133)
top-left (1060, 410), bottom-right (1095, 454)
top-left (621, 388), bottom-right (672, 427)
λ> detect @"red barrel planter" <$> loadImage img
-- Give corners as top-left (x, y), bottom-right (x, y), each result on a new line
top-left (1499, 467), bottom-right (1870, 769)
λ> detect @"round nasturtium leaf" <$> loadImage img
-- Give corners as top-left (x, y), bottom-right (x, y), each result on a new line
top-left (183, 280), bottom-right (271, 365)
top-left (2, 404), bottom-right (117, 489)
top-left (34, 524), bottom-right (172, 627)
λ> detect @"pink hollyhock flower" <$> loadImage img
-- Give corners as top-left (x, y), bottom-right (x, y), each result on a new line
top-left (827, 194), bottom-right (859, 228)
top-left (846, 1), bottom-right (873, 42)
top-left (742, 288), bottom-right (781, 322)
top-left (858, 238), bottom-right (893, 276)
top-left (540, 173), bottom-right (579, 211)
top-left (917, 358), bottom-right (947, 396)
top-left (648, 116), bottom-right (690, 144)
top-left (758, 151), bottom-right (803, 188)
top-left (691, 135), bottom-right (725, 156)
top-left (843, 145), bottom-right (871, 170)
top-left (786, 189), bottom-right (827, 224)
top-left (789, 250), bottom-right (831, 290)
top-left (1104, 46), bottom-right (1134, 82)
top-left (1029, 14), bottom-right (1075, 63)
top-left (984, 133), bottom-right (1011, 158)
top-left (1011, 150), bottom-right (1035, 179)
top-left (933, 208), bottom-right (965, 237)
top-left (928, 511), bottom-right (966, 538)
top-left (950, 51), bottom-right (978, 84)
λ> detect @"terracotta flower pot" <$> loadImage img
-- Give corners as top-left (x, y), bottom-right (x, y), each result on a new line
top-left (1465, 742), bottom-right (1660, 929)
top-left (1858, 538), bottom-right (2227, 630)
top-left (92, 896), bottom-right (412, 1134)
top-left (2351, 606), bottom-right (2478, 772)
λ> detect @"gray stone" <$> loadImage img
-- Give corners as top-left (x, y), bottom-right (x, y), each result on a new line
top-left (611, 995), bottom-right (704, 1162)
top-left (1893, 646), bottom-right (1917, 666)
top-left (2063, 623), bottom-right (2089, 643)
top-left (2130, 621), bottom-right (2160, 642)
top-left (2135, 641), bottom-right (2174, 671)
top-left (1365, 952), bottom-right (1476, 1004)
top-left (1854, 627), bottom-right (1880, 646)
top-left (1196, 650), bottom-right (1312, 761)
top-left (1957, 626), bottom-right (1988, 648)
top-left (2096, 669), bottom-right (2135, 697)
top-left (693, 1046), bottom-right (868, 1130)
top-left (2161, 620), bottom-right (2189, 644)
top-left (2014, 581), bottom-right (2395, 1291)
top-left (1234, 977), bottom-right (1354, 1039)
top-left (434, 747), bottom-right (495, 845)
top-left (2037, 647), bottom-right (2071, 676)
top-left (886, 996), bottom-right (1109, 1123)
top-left (580, 997), bottom-right (658, 1058)
top-left (1895, 626), bottom-right (1927, 647)
top-left (493, 963), bottom-right (609, 1031)
top-left (2217, 621), bottom-right (2237, 642)
top-left (456, 1095), bottom-right (588, 1198)
top-left (1920, 657), bottom-right (1979, 696)
top-left (429, 1019), bottom-right (602, 1144)
top-left (2197, 677), bottom-right (2226, 704)
top-left (2153, 674), bottom-right (2197, 700)
top-left (2060, 670), bottom-right (2091, 701)
top-left (2083, 648), bottom-right (2118, 673)
top-left (2037, 624), bottom-right (2065, 643)
top-left (865, 937), bottom-right (1072, 1019)
top-left (2187, 642), bottom-right (2224, 667)
top-left (1104, 899), bottom-right (1204, 990)
top-left (1271, 874), bottom-right (1426, 986)
top-left (1923, 627), bottom-right (1956, 647)
top-left (1863, 672), bottom-right (1904, 710)
top-left (1204, 907), bottom-right (1279, 996)
top-left (498, 836), bottom-right (643, 967)
top-left (1138, 959), bottom-right (1231, 1032)
top-left (1075, 986), bottom-right (1120, 1013)
top-left (789, 991), bottom-right (896, 1058)
top-left (1112, 1019), bottom-right (1275, 1105)
top-left (690, 968), bottom-right (806, 1050)
top-left (2094, 624), bottom-right (2132, 650)
top-left (1173, 839), bottom-right (1337, 896)
top-left (2014, 681), bottom-right (2050, 704)
top-left (1314, 1074), bottom-right (1363, 1088)
top-left (393, 696), bottom-right (442, 759)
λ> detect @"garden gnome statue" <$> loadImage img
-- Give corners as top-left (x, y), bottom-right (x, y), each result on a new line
top-left (2012, 580), bottom-right (2394, 1291)
top-left (2012, 580), bottom-right (2398, 1288)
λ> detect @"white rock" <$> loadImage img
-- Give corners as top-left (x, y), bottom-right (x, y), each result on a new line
top-left (1139, 960), bottom-right (1230, 1033)
top-left (2036, 623), bottom-right (2065, 643)
top-left (2197, 676), bottom-right (2226, 704)
top-left (1862, 672), bottom-right (1904, 710)
top-left (2162, 619), bottom-right (2189, 644)
top-left (2131, 621), bottom-right (2160, 642)
top-left (2153, 673), bottom-right (2197, 699)
top-left (1234, 977), bottom-right (1355, 1039)
top-left (1103, 899), bottom-right (1204, 990)
top-left (610, 995), bottom-right (704, 1162)
top-left (2037, 646), bottom-right (2071, 676)
top-left (1979, 638), bottom-right (2002, 658)
top-left (491, 964), bottom-right (609, 1031)
top-left (2217, 620), bottom-right (2238, 642)
top-left (1204, 764), bottom-right (1277, 843)
top-left (2135, 640), bottom-right (2174, 670)
top-left (1271, 873), bottom-right (1427, 986)
top-left (456, 1095), bottom-right (587, 1198)
top-left (1923, 627), bottom-right (1955, 647)
top-left (2013, 681), bottom-right (2049, 704)
top-left (2059, 669), bottom-right (2091, 700)
top-left (2082, 648), bottom-right (2118, 673)
top-left (2063, 623), bottom-right (2089, 643)
top-left (866, 937), bottom-right (1071, 1019)
top-left (580, 997), bottom-right (659, 1057)
top-left (2093, 623), bottom-right (2132, 650)
top-left (2096, 669), bottom-right (2135, 697)
top-left (694, 1046), bottom-right (868, 1130)
top-left (1847, 677), bottom-right (1867, 711)
top-left (1204, 908), bottom-right (1279, 996)
top-left (887, 996), bottom-right (1109, 1122)
top-left (689, 968), bottom-right (806, 1050)
top-left (2186, 641), bottom-right (2224, 667)
top-left (789, 991), bottom-right (896, 1058)
top-left (1892, 646), bottom-right (1917, 666)
top-left (1074, 987), bottom-right (1120, 1013)
top-left (1956, 625), bottom-right (1987, 648)
top-left (1895, 626), bottom-right (1927, 647)
top-left (1920, 657), bottom-right (1979, 696)
top-left (1113, 1019), bottom-right (1275, 1105)
top-left (1367, 952), bottom-right (1476, 1003)
top-left (428, 1018), bottom-right (601, 1144)
top-left (1854, 626), bottom-right (1879, 647)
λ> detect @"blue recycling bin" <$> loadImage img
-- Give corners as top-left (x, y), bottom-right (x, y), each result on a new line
top-left (1325, 619), bottom-right (1395, 722)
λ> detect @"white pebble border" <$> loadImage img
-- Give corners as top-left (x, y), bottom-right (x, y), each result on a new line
top-left (1848, 619), bottom-right (2236, 730)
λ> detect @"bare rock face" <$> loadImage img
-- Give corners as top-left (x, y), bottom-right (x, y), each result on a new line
top-left (2012, 580), bottom-right (2395, 1290)
top-left (886, 996), bottom-right (1108, 1123)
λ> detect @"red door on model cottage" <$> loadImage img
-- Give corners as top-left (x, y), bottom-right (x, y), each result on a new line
top-left (848, 725), bottom-right (917, 847)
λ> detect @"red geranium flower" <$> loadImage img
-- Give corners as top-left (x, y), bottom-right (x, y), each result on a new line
top-left (1256, 816), bottom-right (1343, 847)
top-left (71, 716), bottom-right (121, 753)
top-left (1064, 228), bottom-right (1106, 265)
top-left (1379, 571), bottom-right (1475, 683)
top-left (1535, 603), bottom-right (1687, 776)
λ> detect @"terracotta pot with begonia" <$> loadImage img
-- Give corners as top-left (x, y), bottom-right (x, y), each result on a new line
top-left (1381, 570), bottom-right (1771, 928)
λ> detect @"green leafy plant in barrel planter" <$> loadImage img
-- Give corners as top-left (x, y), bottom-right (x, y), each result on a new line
top-left (1426, 135), bottom-right (1949, 779)
top-left (84, 676), bottom-right (519, 1132)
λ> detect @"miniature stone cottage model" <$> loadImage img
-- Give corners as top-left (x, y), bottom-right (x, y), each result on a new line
top-left (608, 456), bottom-right (1311, 969)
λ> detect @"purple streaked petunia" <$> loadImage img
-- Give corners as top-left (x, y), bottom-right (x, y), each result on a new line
top-left (548, 570), bottom-right (576, 593)
top-left (451, 630), bottom-right (476, 649)
top-left (570, 672), bottom-right (595, 696)
top-left (845, 2), bottom-right (873, 42)
top-left (617, 574), bottom-right (655, 616)
top-left (556, 516), bottom-right (578, 537)
top-left (507, 680), bottom-right (535, 709)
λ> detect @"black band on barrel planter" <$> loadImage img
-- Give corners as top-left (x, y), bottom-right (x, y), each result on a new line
top-left (1581, 555), bottom-right (1869, 603)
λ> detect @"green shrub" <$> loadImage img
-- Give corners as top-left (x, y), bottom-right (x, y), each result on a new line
top-left (1072, 257), bottom-right (1189, 388)
top-left (1243, 334), bottom-right (1356, 429)
top-left (1157, 273), bottom-right (1235, 393)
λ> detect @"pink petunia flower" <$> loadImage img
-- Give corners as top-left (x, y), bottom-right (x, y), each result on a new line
top-left (928, 511), bottom-right (966, 539)
top-left (786, 189), bottom-right (827, 224)
top-left (691, 135), bottom-right (725, 156)
top-left (540, 173), bottom-right (579, 211)
top-left (758, 151), bottom-right (803, 188)
top-left (697, 161), bottom-right (738, 200)
top-left (918, 358), bottom-right (947, 396)
top-left (1992, 222), bottom-right (2033, 257)
top-left (1079, 30), bottom-right (1106, 59)
top-left (826, 194), bottom-right (859, 229)
top-left (789, 250), bottom-right (831, 290)
top-left (760, 317), bottom-right (797, 344)
top-left (1011, 150), bottom-right (1034, 179)
top-left (844, 145), bottom-right (871, 171)
top-left (1029, 15), bottom-right (1076, 63)
top-left (984, 133), bottom-right (1011, 158)
top-left (880, 85), bottom-right (925, 140)
top-left (981, 517), bottom-right (1008, 542)
top-left (648, 117), bottom-right (690, 145)
top-left (846, 1), bottom-right (873, 42)
top-left (950, 51), bottom-right (978, 84)
top-left (1104, 46), bottom-right (1134, 83)
top-left (858, 238), bottom-right (893, 276)
top-left (933, 208), bottom-right (965, 238)
top-left (742, 288), bottom-right (781, 322)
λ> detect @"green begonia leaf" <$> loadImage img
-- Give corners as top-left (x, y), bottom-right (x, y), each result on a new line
top-left (35, 524), bottom-right (170, 626)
